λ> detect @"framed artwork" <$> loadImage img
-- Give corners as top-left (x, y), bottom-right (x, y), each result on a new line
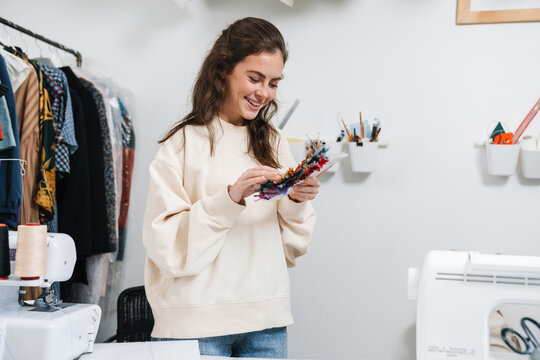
top-left (457, 0), bottom-right (540, 24)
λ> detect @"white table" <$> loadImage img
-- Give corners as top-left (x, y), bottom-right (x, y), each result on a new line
top-left (80, 342), bottom-right (305, 360)
top-left (202, 357), bottom-right (303, 360)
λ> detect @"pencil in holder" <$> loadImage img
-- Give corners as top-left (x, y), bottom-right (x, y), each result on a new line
top-left (485, 143), bottom-right (520, 176)
top-left (348, 141), bottom-right (378, 173)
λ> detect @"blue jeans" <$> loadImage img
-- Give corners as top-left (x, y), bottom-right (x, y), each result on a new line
top-left (152, 326), bottom-right (287, 358)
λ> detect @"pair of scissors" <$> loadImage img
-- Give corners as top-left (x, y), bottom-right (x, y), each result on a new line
top-left (501, 317), bottom-right (540, 359)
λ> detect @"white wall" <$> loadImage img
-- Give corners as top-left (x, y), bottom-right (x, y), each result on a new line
top-left (2, 0), bottom-right (540, 359)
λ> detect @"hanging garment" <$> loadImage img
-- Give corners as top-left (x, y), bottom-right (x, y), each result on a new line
top-left (30, 62), bottom-right (56, 224)
top-left (109, 97), bottom-right (122, 243)
top-left (14, 65), bottom-right (40, 224)
top-left (0, 83), bottom-right (6, 144)
top-left (91, 81), bottom-right (121, 251)
top-left (0, 96), bottom-right (15, 151)
top-left (39, 64), bottom-right (77, 177)
top-left (72, 252), bottom-right (110, 305)
top-left (0, 54), bottom-right (22, 229)
top-left (117, 97), bottom-right (134, 261)
top-left (0, 83), bottom-right (8, 97)
top-left (94, 96), bottom-right (135, 315)
top-left (60, 67), bottom-right (110, 255)
top-left (56, 78), bottom-right (93, 286)
top-left (39, 64), bottom-right (63, 136)
top-left (0, 108), bottom-right (3, 141)
top-left (78, 78), bottom-right (117, 254)
top-left (4, 46), bottom-right (57, 224)
top-left (0, 48), bottom-right (31, 92)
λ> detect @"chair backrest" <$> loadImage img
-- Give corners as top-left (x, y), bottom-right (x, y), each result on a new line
top-left (116, 286), bottom-right (155, 342)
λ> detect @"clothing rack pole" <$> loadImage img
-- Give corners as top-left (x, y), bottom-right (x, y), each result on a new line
top-left (0, 16), bottom-right (82, 67)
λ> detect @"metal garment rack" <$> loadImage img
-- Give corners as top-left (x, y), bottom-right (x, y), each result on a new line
top-left (0, 16), bottom-right (82, 67)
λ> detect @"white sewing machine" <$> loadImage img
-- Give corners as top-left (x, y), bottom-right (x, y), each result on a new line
top-left (0, 231), bottom-right (101, 360)
top-left (408, 250), bottom-right (540, 360)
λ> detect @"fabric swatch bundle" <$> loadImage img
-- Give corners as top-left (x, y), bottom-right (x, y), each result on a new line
top-left (257, 139), bottom-right (340, 201)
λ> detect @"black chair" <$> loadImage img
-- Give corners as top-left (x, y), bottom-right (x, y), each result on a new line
top-left (105, 286), bottom-right (155, 342)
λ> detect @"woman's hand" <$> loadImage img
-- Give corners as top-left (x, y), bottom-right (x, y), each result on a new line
top-left (228, 166), bottom-right (282, 204)
top-left (288, 176), bottom-right (320, 203)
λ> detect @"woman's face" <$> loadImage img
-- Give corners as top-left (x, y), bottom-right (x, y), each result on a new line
top-left (220, 51), bottom-right (284, 126)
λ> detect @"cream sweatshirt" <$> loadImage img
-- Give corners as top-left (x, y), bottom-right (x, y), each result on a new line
top-left (143, 118), bottom-right (316, 339)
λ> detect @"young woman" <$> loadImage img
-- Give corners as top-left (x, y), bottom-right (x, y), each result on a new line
top-left (143, 17), bottom-right (320, 358)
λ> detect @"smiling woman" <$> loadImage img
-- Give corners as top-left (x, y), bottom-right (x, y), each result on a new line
top-left (142, 17), bottom-right (320, 358)
top-left (220, 52), bottom-right (283, 126)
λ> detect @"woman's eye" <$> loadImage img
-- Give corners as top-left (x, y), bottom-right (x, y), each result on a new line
top-left (248, 76), bottom-right (260, 83)
top-left (270, 83), bottom-right (278, 89)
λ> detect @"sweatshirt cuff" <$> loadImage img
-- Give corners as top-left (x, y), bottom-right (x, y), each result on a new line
top-left (204, 187), bottom-right (246, 227)
top-left (278, 196), bottom-right (311, 219)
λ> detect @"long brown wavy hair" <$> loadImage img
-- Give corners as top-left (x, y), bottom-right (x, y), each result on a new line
top-left (159, 17), bottom-right (288, 168)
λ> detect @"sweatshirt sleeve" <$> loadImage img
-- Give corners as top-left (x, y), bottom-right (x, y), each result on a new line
top-left (275, 133), bottom-right (316, 268)
top-left (142, 137), bottom-right (245, 278)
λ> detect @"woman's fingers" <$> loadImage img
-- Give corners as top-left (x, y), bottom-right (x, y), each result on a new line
top-left (229, 167), bottom-right (283, 203)
top-left (249, 176), bottom-right (267, 187)
top-left (292, 186), bottom-right (319, 195)
top-left (240, 167), bottom-right (281, 182)
top-left (288, 176), bottom-right (321, 202)
top-left (303, 176), bottom-right (320, 186)
top-left (288, 190), bottom-right (315, 202)
top-left (294, 177), bottom-right (320, 191)
top-left (290, 188), bottom-right (319, 198)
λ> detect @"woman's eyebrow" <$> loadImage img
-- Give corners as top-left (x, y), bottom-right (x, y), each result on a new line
top-left (247, 70), bottom-right (283, 81)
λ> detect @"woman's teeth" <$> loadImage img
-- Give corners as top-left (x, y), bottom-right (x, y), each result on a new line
top-left (246, 98), bottom-right (261, 107)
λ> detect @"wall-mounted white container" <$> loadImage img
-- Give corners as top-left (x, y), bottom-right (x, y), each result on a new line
top-left (520, 149), bottom-right (540, 179)
top-left (288, 141), bottom-right (306, 164)
top-left (324, 140), bottom-right (343, 173)
top-left (485, 143), bottom-right (520, 176)
top-left (348, 141), bottom-right (378, 173)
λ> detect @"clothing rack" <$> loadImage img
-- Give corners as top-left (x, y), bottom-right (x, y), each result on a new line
top-left (0, 16), bottom-right (82, 67)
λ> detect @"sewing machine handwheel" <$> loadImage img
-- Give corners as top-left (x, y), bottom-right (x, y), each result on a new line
top-left (521, 318), bottom-right (540, 349)
top-left (501, 328), bottom-right (534, 355)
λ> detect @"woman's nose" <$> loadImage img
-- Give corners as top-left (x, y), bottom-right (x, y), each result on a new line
top-left (255, 84), bottom-right (269, 99)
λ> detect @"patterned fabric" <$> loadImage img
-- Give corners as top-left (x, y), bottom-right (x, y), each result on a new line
top-left (32, 63), bottom-right (56, 223)
top-left (41, 67), bottom-right (64, 98)
top-left (93, 83), bottom-right (121, 246)
top-left (79, 78), bottom-right (117, 252)
top-left (39, 64), bottom-right (63, 140)
top-left (39, 64), bottom-right (77, 176)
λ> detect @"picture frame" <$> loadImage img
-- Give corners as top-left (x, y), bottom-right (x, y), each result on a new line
top-left (456, 0), bottom-right (540, 24)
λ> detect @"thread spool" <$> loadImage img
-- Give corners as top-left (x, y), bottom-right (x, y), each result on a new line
top-left (0, 224), bottom-right (10, 279)
top-left (14, 224), bottom-right (47, 280)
